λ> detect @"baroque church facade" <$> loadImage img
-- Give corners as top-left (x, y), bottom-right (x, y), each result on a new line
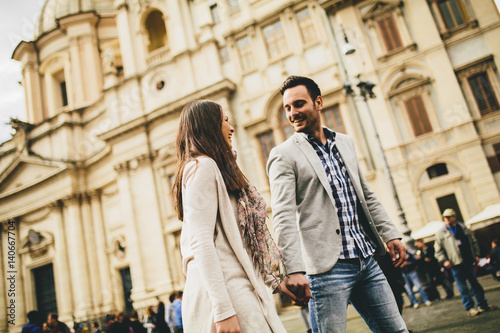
top-left (1, 0), bottom-right (500, 330)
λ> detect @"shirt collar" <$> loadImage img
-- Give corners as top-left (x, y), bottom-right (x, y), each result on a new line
top-left (301, 127), bottom-right (336, 145)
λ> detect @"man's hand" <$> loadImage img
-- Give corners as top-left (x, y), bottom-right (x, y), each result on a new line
top-left (387, 239), bottom-right (407, 268)
top-left (443, 260), bottom-right (452, 269)
top-left (215, 315), bottom-right (241, 333)
top-left (284, 273), bottom-right (312, 304)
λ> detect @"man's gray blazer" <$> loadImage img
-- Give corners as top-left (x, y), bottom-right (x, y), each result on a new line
top-left (266, 131), bottom-right (402, 276)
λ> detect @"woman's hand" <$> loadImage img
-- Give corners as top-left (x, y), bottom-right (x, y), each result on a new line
top-left (215, 315), bottom-right (241, 333)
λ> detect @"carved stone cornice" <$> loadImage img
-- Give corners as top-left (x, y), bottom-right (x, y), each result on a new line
top-left (114, 152), bottom-right (157, 172)
top-left (61, 193), bottom-right (82, 204)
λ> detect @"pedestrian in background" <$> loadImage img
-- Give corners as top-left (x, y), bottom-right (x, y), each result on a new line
top-left (43, 313), bottom-right (70, 333)
top-left (23, 311), bottom-right (43, 333)
top-left (401, 252), bottom-right (432, 309)
top-left (487, 238), bottom-right (500, 281)
top-left (129, 310), bottom-right (146, 333)
top-left (416, 238), bottom-right (454, 299)
top-left (435, 208), bottom-right (497, 316)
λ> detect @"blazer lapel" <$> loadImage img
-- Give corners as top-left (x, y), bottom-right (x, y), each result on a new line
top-left (293, 133), bottom-right (336, 206)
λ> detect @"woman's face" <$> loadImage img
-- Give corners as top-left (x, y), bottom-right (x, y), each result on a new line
top-left (221, 110), bottom-right (235, 148)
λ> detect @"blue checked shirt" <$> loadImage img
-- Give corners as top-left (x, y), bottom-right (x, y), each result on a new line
top-left (304, 128), bottom-right (375, 259)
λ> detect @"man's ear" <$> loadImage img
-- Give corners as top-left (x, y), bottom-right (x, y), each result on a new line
top-left (315, 95), bottom-right (323, 111)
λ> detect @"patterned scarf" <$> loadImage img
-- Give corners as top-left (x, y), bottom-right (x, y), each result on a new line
top-left (237, 184), bottom-right (284, 280)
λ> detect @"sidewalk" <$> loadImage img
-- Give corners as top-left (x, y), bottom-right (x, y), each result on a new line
top-left (279, 275), bottom-right (500, 333)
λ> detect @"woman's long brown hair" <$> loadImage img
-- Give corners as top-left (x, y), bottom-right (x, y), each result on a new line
top-left (172, 100), bottom-right (248, 221)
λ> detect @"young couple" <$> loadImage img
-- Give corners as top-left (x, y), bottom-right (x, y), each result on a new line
top-left (173, 76), bottom-right (408, 333)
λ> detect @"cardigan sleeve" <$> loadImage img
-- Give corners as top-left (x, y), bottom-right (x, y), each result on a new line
top-left (182, 158), bottom-right (237, 322)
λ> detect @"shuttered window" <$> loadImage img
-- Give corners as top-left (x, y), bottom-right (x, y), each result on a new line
top-left (322, 105), bottom-right (346, 133)
top-left (468, 72), bottom-right (499, 116)
top-left (404, 95), bottom-right (433, 136)
top-left (257, 130), bottom-right (276, 162)
top-left (438, 0), bottom-right (465, 29)
top-left (377, 15), bottom-right (403, 52)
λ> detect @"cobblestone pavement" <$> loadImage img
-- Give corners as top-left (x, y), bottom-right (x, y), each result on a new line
top-left (279, 275), bottom-right (500, 333)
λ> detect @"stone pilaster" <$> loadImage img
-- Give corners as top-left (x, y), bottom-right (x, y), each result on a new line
top-left (89, 190), bottom-right (115, 313)
top-left (49, 202), bottom-right (74, 322)
top-left (61, 194), bottom-right (92, 318)
top-left (114, 161), bottom-right (147, 300)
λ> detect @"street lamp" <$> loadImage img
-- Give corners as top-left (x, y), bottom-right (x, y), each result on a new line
top-left (341, 32), bottom-right (414, 249)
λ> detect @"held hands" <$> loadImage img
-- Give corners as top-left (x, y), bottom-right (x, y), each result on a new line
top-left (387, 239), bottom-right (407, 268)
top-left (281, 273), bottom-right (312, 306)
top-left (215, 315), bottom-right (241, 333)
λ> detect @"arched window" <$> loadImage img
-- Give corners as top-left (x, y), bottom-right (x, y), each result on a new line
top-left (145, 10), bottom-right (167, 52)
top-left (426, 163), bottom-right (449, 179)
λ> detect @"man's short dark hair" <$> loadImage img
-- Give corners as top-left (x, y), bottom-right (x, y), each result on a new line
top-left (279, 75), bottom-right (321, 102)
top-left (27, 310), bottom-right (42, 324)
top-left (48, 313), bottom-right (58, 321)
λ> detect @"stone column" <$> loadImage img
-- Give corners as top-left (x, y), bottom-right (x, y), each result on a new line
top-left (80, 193), bottom-right (99, 314)
top-left (114, 162), bottom-right (147, 300)
top-left (67, 36), bottom-right (86, 107)
top-left (80, 33), bottom-right (103, 102)
top-left (129, 154), bottom-right (172, 295)
top-left (61, 194), bottom-right (92, 318)
top-left (115, 1), bottom-right (139, 77)
top-left (50, 202), bottom-right (74, 322)
top-left (166, 0), bottom-right (189, 54)
top-left (89, 190), bottom-right (114, 313)
top-left (22, 60), bottom-right (44, 123)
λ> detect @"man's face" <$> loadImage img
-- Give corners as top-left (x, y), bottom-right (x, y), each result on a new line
top-left (416, 240), bottom-right (424, 249)
top-left (283, 85), bottom-right (322, 135)
top-left (443, 215), bottom-right (456, 225)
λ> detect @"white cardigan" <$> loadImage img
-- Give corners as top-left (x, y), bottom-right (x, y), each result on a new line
top-left (180, 157), bottom-right (286, 332)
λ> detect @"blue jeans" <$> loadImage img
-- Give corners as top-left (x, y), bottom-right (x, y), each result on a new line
top-left (307, 256), bottom-right (408, 333)
top-left (402, 270), bottom-right (430, 305)
top-left (450, 263), bottom-right (488, 311)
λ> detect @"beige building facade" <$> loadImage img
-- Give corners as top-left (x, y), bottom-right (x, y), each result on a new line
top-left (1, 0), bottom-right (500, 330)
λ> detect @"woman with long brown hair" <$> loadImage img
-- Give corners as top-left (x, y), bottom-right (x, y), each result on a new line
top-left (172, 100), bottom-right (287, 333)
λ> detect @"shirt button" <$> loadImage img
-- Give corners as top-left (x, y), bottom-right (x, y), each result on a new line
top-left (336, 229), bottom-right (340, 234)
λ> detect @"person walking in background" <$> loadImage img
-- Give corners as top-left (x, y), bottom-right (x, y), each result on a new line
top-left (155, 301), bottom-right (171, 333)
top-left (166, 292), bottom-right (177, 332)
top-left (267, 75), bottom-right (408, 333)
top-left (401, 252), bottom-right (432, 309)
top-left (129, 310), bottom-right (147, 333)
top-left (172, 100), bottom-right (287, 332)
top-left (43, 313), bottom-right (70, 333)
top-left (487, 238), bottom-right (500, 281)
top-left (435, 208), bottom-right (497, 316)
top-left (415, 238), bottom-right (454, 299)
top-left (90, 322), bottom-right (101, 333)
top-left (23, 311), bottom-right (43, 333)
top-left (108, 312), bottom-right (131, 333)
top-left (171, 292), bottom-right (183, 333)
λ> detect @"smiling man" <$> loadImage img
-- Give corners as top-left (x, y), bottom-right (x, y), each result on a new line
top-left (267, 75), bottom-right (408, 333)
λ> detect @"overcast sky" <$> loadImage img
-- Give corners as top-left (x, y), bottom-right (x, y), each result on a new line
top-left (0, 0), bottom-right (45, 144)
top-left (1, 1), bottom-right (500, 144)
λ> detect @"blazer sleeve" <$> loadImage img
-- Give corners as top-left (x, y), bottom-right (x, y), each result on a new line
top-left (182, 159), bottom-right (236, 322)
top-left (267, 147), bottom-right (306, 275)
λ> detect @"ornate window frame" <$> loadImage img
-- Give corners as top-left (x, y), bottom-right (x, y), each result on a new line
top-left (427, 0), bottom-right (478, 40)
top-left (455, 55), bottom-right (500, 119)
top-left (361, 1), bottom-right (417, 63)
top-left (388, 75), bottom-right (439, 140)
